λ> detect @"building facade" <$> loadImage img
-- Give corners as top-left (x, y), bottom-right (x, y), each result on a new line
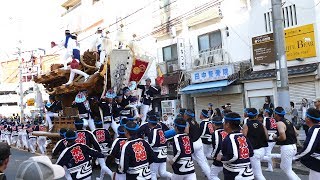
top-left (56, 0), bottom-right (320, 118)
top-left (153, 0), bottom-right (251, 117)
top-left (244, 0), bottom-right (320, 116)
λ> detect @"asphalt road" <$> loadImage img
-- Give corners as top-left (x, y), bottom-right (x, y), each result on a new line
top-left (4, 148), bottom-right (309, 180)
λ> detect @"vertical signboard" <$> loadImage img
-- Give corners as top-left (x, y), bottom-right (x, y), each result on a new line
top-left (177, 38), bottom-right (186, 70)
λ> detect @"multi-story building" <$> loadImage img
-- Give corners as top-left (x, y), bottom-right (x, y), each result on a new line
top-left (0, 53), bottom-right (59, 118)
top-left (153, 0), bottom-right (251, 116)
top-left (243, 0), bottom-right (320, 114)
top-left (56, 0), bottom-right (320, 118)
top-left (0, 84), bottom-right (20, 117)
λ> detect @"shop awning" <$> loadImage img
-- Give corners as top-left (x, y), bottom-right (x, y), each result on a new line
top-left (180, 80), bottom-right (231, 94)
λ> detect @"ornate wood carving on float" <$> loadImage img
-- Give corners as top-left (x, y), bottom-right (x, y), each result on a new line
top-left (33, 29), bottom-right (153, 155)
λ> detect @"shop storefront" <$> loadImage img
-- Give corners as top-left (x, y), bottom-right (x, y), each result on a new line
top-left (243, 63), bottom-right (319, 111)
top-left (180, 64), bottom-right (243, 118)
top-left (192, 85), bottom-right (244, 118)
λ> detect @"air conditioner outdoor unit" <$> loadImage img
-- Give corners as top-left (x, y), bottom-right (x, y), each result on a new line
top-left (193, 58), bottom-right (202, 68)
top-left (168, 64), bottom-right (178, 73)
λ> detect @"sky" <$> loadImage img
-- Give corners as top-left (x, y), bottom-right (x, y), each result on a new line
top-left (0, 0), bottom-right (63, 60)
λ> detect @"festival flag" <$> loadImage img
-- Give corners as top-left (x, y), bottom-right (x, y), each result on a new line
top-left (129, 59), bottom-right (149, 82)
top-left (156, 65), bottom-right (164, 86)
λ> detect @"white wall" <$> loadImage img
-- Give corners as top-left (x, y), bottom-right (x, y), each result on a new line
top-left (249, 0), bottom-right (319, 71)
top-left (60, 0), bottom-right (159, 84)
top-left (155, 0), bottom-right (252, 70)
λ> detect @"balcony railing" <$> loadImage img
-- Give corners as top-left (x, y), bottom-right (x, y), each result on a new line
top-left (192, 48), bottom-right (232, 69)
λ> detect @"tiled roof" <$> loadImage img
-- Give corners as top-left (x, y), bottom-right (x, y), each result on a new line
top-left (242, 63), bottom-right (318, 81)
top-left (288, 63), bottom-right (318, 75)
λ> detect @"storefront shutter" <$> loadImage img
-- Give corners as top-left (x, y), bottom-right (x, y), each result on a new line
top-left (195, 93), bottom-right (244, 118)
top-left (219, 94), bottom-right (244, 115)
top-left (195, 96), bottom-right (219, 119)
top-left (289, 81), bottom-right (316, 108)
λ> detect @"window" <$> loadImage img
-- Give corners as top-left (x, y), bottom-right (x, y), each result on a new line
top-left (198, 30), bottom-right (222, 53)
top-left (163, 44), bottom-right (177, 61)
top-left (162, 44), bottom-right (178, 73)
top-left (264, 4), bottom-right (297, 32)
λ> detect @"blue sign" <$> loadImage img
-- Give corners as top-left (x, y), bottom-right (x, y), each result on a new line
top-left (191, 65), bottom-right (234, 84)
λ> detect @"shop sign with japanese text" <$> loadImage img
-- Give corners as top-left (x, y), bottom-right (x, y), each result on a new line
top-left (191, 65), bottom-right (234, 84)
top-left (285, 24), bottom-right (316, 60)
top-left (252, 23), bottom-right (316, 65)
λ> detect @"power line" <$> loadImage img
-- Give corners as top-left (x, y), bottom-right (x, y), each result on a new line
top-left (286, 0), bottom-right (320, 9)
top-left (3, 0), bottom-right (225, 81)
top-left (137, 0), bottom-right (223, 40)
top-left (78, 0), bottom-right (161, 42)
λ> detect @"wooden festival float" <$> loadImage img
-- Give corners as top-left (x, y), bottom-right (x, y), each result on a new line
top-left (32, 43), bottom-right (153, 154)
top-left (32, 51), bottom-right (107, 154)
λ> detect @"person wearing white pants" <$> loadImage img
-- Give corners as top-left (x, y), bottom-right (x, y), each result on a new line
top-left (273, 107), bottom-right (301, 180)
top-left (102, 116), bottom-right (120, 137)
top-left (109, 126), bottom-right (127, 180)
top-left (72, 91), bottom-right (96, 131)
top-left (11, 130), bottom-right (18, 146)
top-left (56, 130), bottom-right (113, 180)
top-left (90, 27), bottom-right (105, 67)
top-left (37, 136), bottom-right (47, 155)
top-left (169, 118), bottom-right (197, 180)
top-left (137, 78), bottom-right (159, 125)
top-left (294, 108), bottom-right (320, 180)
top-left (242, 108), bottom-right (268, 180)
top-left (140, 104), bottom-right (150, 125)
top-left (21, 128), bottom-right (29, 150)
top-left (309, 170), bottom-right (320, 180)
top-left (262, 109), bottom-right (279, 171)
top-left (45, 95), bottom-right (62, 132)
top-left (279, 144), bottom-right (300, 180)
top-left (57, 30), bottom-right (73, 70)
top-left (4, 125), bottom-right (12, 146)
top-left (147, 115), bottom-right (172, 180)
top-left (210, 116), bottom-right (227, 180)
top-left (45, 112), bottom-right (59, 131)
top-left (99, 93), bottom-right (119, 136)
top-left (250, 148), bottom-right (266, 180)
top-left (192, 136), bottom-right (211, 178)
top-left (199, 109), bottom-right (214, 159)
top-left (64, 34), bottom-right (89, 85)
top-left (79, 116), bottom-right (95, 131)
top-left (65, 68), bottom-right (89, 85)
top-left (28, 136), bottom-right (37, 153)
top-left (171, 173), bottom-right (197, 180)
top-left (184, 109), bottom-right (211, 179)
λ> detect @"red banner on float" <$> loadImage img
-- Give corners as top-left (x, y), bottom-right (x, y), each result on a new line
top-left (129, 59), bottom-right (149, 82)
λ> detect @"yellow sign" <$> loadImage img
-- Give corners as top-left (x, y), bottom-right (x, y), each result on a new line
top-left (27, 98), bottom-right (35, 106)
top-left (285, 24), bottom-right (316, 60)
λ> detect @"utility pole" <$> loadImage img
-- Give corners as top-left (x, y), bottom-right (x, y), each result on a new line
top-left (18, 42), bottom-right (24, 123)
top-left (271, 0), bottom-right (291, 115)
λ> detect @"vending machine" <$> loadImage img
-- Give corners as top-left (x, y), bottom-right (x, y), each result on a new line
top-left (161, 100), bottom-right (181, 121)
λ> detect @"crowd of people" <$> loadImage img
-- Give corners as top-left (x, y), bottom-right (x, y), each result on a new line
top-left (1, 82), bottom-right (320, 180)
